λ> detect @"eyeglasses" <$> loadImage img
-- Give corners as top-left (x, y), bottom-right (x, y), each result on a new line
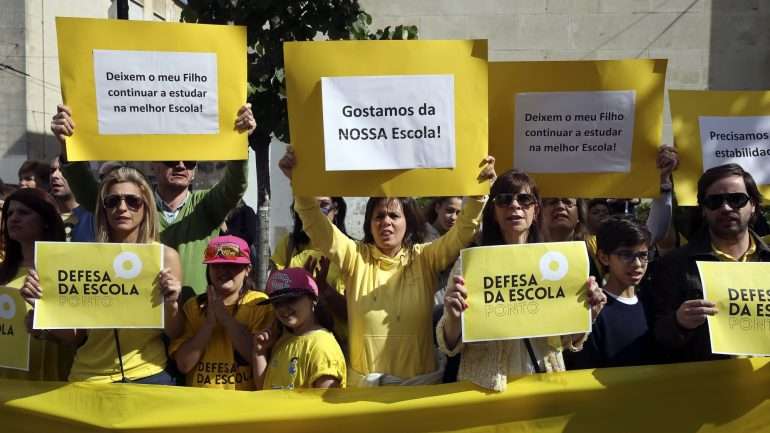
top-left (702, 193), bottom-right (751, 211)
top-left (492, 193), bottom-right (536, 208)
top-left (103, 194), bottom-right (144, 211)
top-left (613, 250), bottom-right (651, 264)
top-left (317, 199), bottom-right (337, 215)
top-left (542, 198), bottom-right (577, 208)
top-left (204, 243), bottom-right (248, 261)
top-left (162, 161), bottom-right (197, 170)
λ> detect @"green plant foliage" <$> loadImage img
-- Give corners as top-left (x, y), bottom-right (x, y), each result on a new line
top-left (181, 1), bottom-right (418, 148)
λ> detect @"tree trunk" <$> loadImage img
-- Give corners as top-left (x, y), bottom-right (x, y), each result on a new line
top-left (251, 133), bottom-right (272, 290)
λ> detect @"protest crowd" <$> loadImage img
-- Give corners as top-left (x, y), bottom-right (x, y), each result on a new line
top-left (1, 97), bottom-right (768, 394)
top-left (0, 14), bottom-right (769, 407)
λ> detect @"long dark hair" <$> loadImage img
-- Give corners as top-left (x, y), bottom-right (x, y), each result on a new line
top-left (287, 197), bottom-right (347, 263)
top-left (362, 197), bottom-right (426, 248)
top-left (481, 169), bottom-right (542, 246)
top-left (0, 188), bottom-right (65, 284)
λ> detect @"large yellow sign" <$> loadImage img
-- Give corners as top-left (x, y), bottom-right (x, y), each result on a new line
top-left (34, 242), bottom-right (164, 329)
top-left (0, 287), bottom-right (29, 371)
top-left (56, 17), bottom-right (247, 161)
top-left (461, 241), bottom-right (590, 342)
top-left (284, 40), bottom-right (489, 196)
top-left (670, 90), bottom-right (770, 205)
top-left (2, 358), bottom-right (768, 433)
top-left (699, 261), bottom-right (770, 356)
top-left (490, 59), bottom-right (667, 198)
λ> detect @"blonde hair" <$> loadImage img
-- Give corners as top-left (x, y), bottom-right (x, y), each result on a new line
top-left (94, 166), bottom-right (159, 243)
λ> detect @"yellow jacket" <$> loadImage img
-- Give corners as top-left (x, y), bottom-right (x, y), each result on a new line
top-left (294, 196), bottom-right (484, 380)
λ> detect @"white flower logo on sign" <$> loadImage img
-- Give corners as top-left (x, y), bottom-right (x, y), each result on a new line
top-left (539, 251), bottom-right (569, 281)
top-left (0, 294), bottom-right (16, 320)
top-left (113, 252), bottom-right (143, 279)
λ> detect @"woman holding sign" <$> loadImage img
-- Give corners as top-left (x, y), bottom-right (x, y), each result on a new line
top-left (437, 170), bottom-right (606, 392)
top-left (0, 188), bottom-right (74, 381)
top-left (22, 167), bottom-right (184, 384)
top-left (279, 147), bottom-right (495, 386)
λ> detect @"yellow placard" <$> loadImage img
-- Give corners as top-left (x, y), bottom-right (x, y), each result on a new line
top-left (34, 242), bottom-right (163, 329)
top-left (670, 90), bottom-right (770, 205)
top-left (699, 261), bottom-right (770, 356)
top-left (489, 59), bottom-right (667, 198)
top-left (461, 241), bottom-right (590, 342)
top-left (56, 17), bottom-right (247, 161)
top-left (0, 287), bottom-right (30, 371)
top-left (284, 40), bottom-right (489, 196)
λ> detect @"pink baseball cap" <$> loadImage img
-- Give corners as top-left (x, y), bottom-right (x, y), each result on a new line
top-left (203, 235), bottom-right (251, 265)
top-left (258, 268), bottom-right (319, 305)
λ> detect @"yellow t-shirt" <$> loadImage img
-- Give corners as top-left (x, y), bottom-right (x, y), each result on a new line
top-left (584, 234), bottom-right (604, 280)
top-left (271, 234), bottom-right (308, 269)
top-left (712, 235), bottom-right (757, 262)
top-left (169, 290), bottom-right (274, 390)
top-left (263, 328), bottom-right (346, 389)
top-left (294, 195), bottom-right (484, 380)
top-left (0, 267), bottom-right (75, 382)
top-left (69, 329), bottom-right (166, 383)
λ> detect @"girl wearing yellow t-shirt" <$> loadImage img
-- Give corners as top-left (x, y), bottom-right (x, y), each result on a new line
top-left (22, 167), bottom-right (184, 384)
top-left (0, 188), bottom-right (74, 381)
top-left (252, 268), bottom-right (346, 390)
top-left (171, 235), bottom-right (273, 390)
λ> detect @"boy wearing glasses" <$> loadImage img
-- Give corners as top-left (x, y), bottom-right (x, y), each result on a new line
top-left (567, 216), bottom-right (655, 369)
top-left (650, 163), bottom-right (770, 363)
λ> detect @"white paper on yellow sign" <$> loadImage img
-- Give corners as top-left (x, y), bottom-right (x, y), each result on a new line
top-left (698, 261), bottom-right (770, 356)
top-left (461, 241), bottom-right (590, 343)
top-left (0, 287), bottom-right (30, 371)
top-left (34, 242), bottom-right (164, 329)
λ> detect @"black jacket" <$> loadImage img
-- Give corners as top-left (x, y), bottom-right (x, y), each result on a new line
top-left (648, 228), bottom-right (770, 363)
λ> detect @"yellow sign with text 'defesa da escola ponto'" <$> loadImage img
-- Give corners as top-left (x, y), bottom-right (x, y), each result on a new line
top-left (699, 261), bottom-right (770, 356)
top-left (33, 242), bottom-right (163, 329)
top-left (461, 241), bottom-right (590, 342)
top-left (0, 286), bottom-right (30, 371)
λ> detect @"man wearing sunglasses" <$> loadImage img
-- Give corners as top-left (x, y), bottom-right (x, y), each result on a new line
top-left (650, 163), bottom-right (770, 364)
top-left (50, 103), bottom-right (255, 303)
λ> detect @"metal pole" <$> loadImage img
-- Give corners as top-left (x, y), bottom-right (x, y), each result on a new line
top-left (117, 0), bottom-right (129, 19)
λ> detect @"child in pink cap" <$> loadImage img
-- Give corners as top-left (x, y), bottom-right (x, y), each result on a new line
top-left (252, 268), bottom-right (346, 389)
top-left (170, 235), bottom-right (273, 390)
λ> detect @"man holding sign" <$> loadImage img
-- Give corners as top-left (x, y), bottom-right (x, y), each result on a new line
top-left (436, 170), bottom-right (606, 392)
top-left (650, 164), bottom-right (770, 363)
top-left (51, 103), bottom-right (255, 302)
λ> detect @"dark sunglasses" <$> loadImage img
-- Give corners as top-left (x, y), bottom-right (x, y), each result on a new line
top-left (103, 194), bottom-right (144, 211)
top-left (162, 161), bottom-right (197, 169)
top-left (492, 193), bottom-right (536, 208)
top-left (701, 193), bottom-right (751, 211)
top-left (542, 198), bottom-right (577, 208)
top-left (612, 250), bottom-right (651, 265)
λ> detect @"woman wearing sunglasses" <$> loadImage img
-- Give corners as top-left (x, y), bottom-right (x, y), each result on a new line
top-left (22, 167), bottom-right (184, 384)
top-left (278, 146), bottom-right (495, 387)
top-left (0, 188), bottom-right (75, 381)
top-left (437, 170), bottom-right (606, 392)
top-left (170, 235), bottom-right (273, 390)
